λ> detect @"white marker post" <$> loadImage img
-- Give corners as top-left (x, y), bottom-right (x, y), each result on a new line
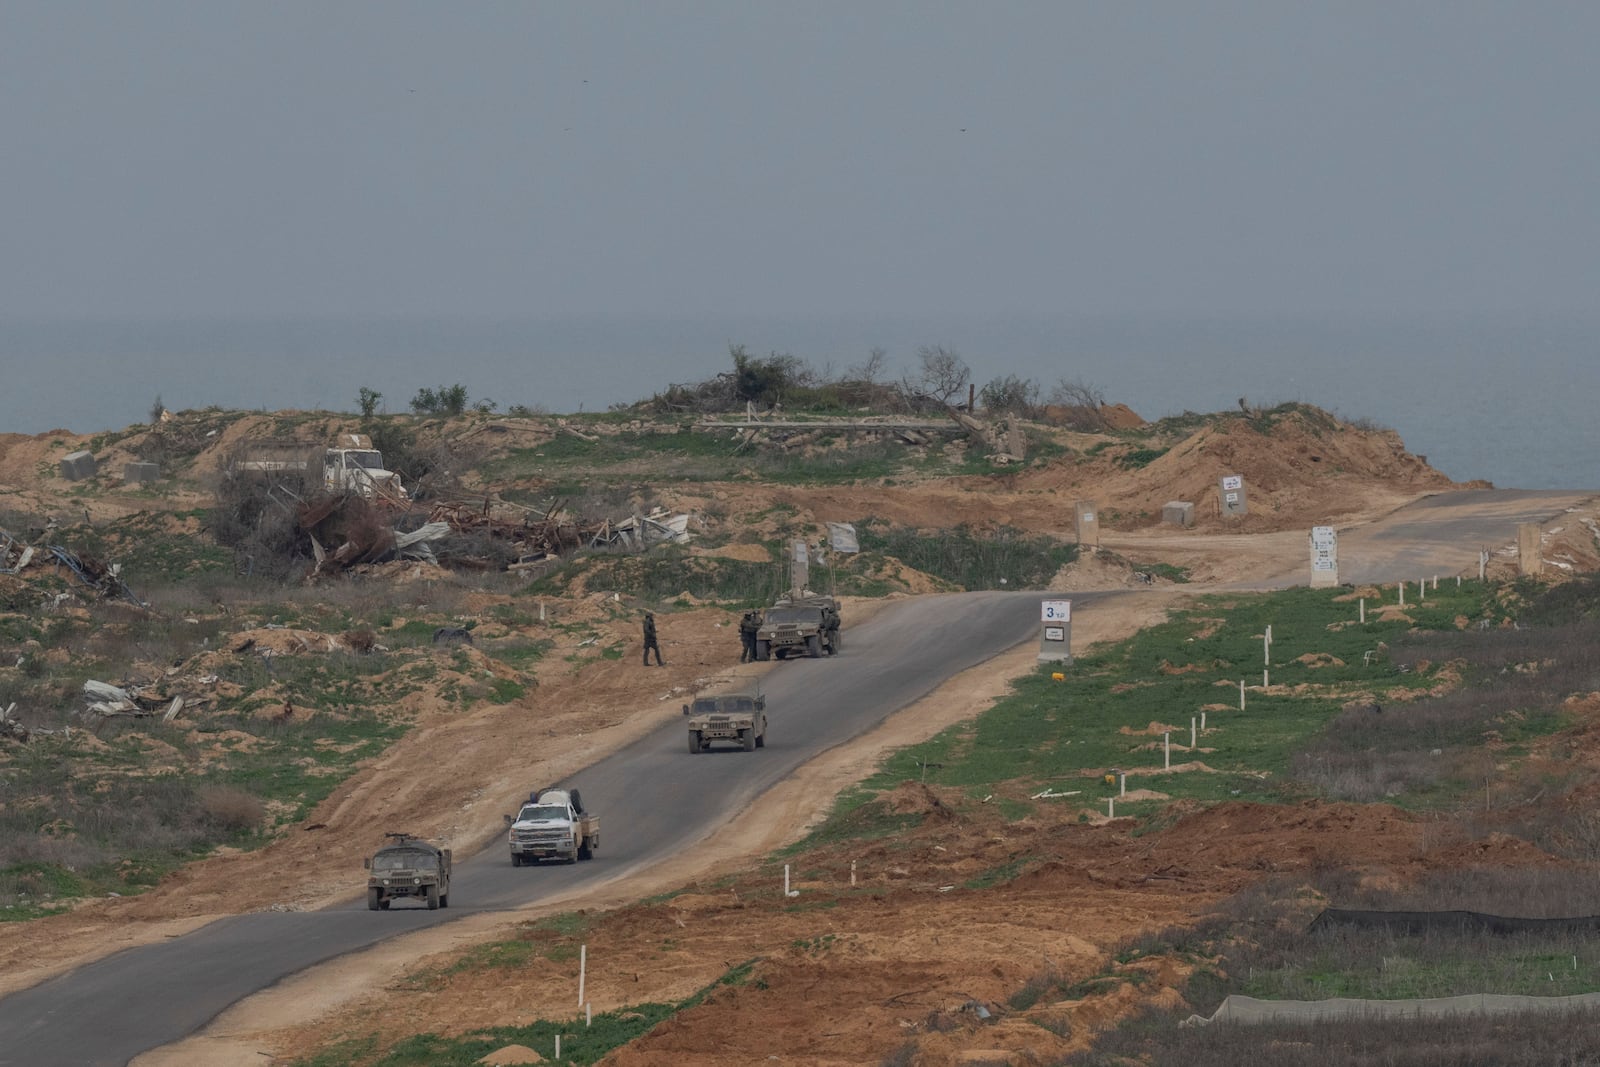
top-left (1419, 577), bottom-right (1425, 601)
top-left (784, 864), bottom-right (798, 898)
top-left (578, 944), bottom-right (586, 1006)
top-left (850, 860), bottom-right (857, 887)
top-left (1108, 797), bottom-right (1115, 818)
top-left (587, 1003), bottom-right (592, 1027)
top-left (1038, 599), bottom-right (1073, 664)
top-left (1191, 717), bottom-right (1197, 749)
top-left (1360, 598), bottom-right (1366, 624)
top-left (1263, 669), bottom-right (1270, 687)
top-left (1264, 634), bottom-right (1270, 666)
top-left (1120, 772), bottom-right (1127, 796)
top-left (555, 1035), bottom-right (561, 1060)
top-left (1201, 711), bottom-right (1207, 731)
top-left (1399, 581), bottom-right (1405, 606)
top-left (1240, 679), bottom-right (1246, 710)
top-left (1164, 732), bottom-right (1171, 769)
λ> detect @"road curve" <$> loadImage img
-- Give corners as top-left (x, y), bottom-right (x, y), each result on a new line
top-left (0, 589), bottom-right (1093, 1067)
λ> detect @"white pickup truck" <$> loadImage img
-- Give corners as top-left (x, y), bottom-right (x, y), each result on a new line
top-left (505, 788), bottom-right (599, 866)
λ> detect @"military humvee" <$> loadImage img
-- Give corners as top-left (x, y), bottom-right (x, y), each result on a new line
top-left (364, 832), bottom-right (452, 910)
top-left (684, 692), bottom-right (767, 753)
top-left (754, 596), bottom-right (841, 660)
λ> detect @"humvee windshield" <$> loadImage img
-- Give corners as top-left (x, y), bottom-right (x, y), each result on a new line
top-left (373, 848), bottom-right (437, 871)
top-left (517, 804), bottom-right (568, 822)
top-left (765, 607), bottom-right (820, 625)
top-left (692, 697), bottom-right (756, 713)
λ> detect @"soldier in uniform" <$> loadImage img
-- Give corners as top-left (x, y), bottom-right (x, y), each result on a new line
top-left (738, 610), bottom-right (763, 662)
top-left (642, 611), bottom-right (664, 666)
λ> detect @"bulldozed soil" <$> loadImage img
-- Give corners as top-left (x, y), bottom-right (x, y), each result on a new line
top-left (1, 404), bottom-right (1596, 1066)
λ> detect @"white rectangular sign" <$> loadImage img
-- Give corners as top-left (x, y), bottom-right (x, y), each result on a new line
top-left (1043, 626), bottom-right (1065, 642)
top-left (1221, 474), bottom-right (1243, 491)
top-left (1041, 599), bottom-right (1072, 622)
top-left (826, 522), bottom-right (859, 554)
top-left (1310, 525), bottom-right (1338, 578)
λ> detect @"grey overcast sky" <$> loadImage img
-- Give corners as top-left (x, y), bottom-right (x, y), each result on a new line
top-left (3, 2), bottom-right (1597, 322)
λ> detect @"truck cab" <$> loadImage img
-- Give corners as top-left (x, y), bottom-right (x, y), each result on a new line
top-left (506, 787), bottom-right (599, 866)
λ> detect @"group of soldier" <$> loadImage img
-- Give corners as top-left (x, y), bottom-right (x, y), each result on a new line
top-left (642, 606), bottom-right (840, 666)
top-left (640, 609), bottom-right (767, 666)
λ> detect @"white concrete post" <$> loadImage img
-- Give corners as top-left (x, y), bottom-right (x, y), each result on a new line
top-left (1201, 711), bottom-right (1207, 731)
top-left (1419, 577), bottom-right (1425, 601)
top-left (784, 864), bottom-right (798, 897)
top-left (1360, 598), bottom-right (1365, 623)
top-left (1164, 732), bottom-right (1171, 769)
top-left (1399, 582), bottom-right (1405, 606)
top-left (1119, 772), bottom-right (1126, 796)
top-left (587, 1003), bottom-right (592, 1027)
top-left (539, 600), bottom-right (546, 622)
top-left (1240, 679), bottom-right (1246, 710)
top-left (1264, 634), bottom-right (1270, 666)
top-left (1191, 717), bottom-right (1197, 749)
top-left (555, 1035), bottom-right (561, 1059)
top-left (578, 944), bottom-right (586, 1006)
top-left (1263, 669), bottom-right (1269, 687)
top-left (850, 860), bottom-right (857, 887)
top-left (1108, 797), bottom-right (1115, 818)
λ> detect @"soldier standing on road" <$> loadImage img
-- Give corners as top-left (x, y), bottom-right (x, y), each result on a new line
top-left (642, 611), bottom-right (664, 666)
top-left (738, 610), bottom-right (763, 662)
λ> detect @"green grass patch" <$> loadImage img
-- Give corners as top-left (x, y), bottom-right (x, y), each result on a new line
top-left (793, 581), bottom-right (1514, 850)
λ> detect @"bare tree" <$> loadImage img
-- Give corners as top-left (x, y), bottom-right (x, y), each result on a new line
top-left (848, 346), bottom-right (888, 384)
top-left (1047, 377), bottom-right (1109, 431)
top-left (906, 345), bottom-right (971, 408)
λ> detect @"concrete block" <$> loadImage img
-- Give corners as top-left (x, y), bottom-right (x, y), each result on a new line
top-left (60, 451), bottom-right (96, 481)
top-left (123, 462), bottom-right (160, 485)
top-left (1074, 499), bottom-right (1100, 547)
top-left (1518, 522), bottom-right (1543, 576)
top-left (1219, 474), bottom-right (1248, 516)
top-left (1162, 501), bottom-right (1195, 528)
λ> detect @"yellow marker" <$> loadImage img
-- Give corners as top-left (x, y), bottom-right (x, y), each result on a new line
top-left (1104, 774), bottom-right (1116, 785)
top-left (1051, 672), bottom-right (1065, 682)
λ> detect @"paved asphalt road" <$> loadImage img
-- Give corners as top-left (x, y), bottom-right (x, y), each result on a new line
top-left (1, 487), bottom-right (1592, 1065)
top-left (0, 589), bottom-right (1090, 1066)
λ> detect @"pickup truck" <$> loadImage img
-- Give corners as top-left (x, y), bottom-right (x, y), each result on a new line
top-left (505, 788), bottom-right (599, 866)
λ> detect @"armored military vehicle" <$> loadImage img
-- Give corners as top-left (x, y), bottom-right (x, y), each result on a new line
top-left (684, 691), bottom-right (767, 753)
top-left (364, 832), bottom-right (451, 910)
top-left (754, 595), bottom-right (841, 660)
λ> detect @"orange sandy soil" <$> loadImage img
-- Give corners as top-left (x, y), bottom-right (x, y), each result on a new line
top-left (0, 410), bottom-right (1593, 1066)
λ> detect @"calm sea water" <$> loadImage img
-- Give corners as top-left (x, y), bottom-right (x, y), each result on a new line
top-left (2, 314), bottom-right (1594, 491)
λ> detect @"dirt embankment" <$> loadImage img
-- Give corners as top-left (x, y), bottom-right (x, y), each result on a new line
top-left (0, 404), bottom-right (1587, 1067)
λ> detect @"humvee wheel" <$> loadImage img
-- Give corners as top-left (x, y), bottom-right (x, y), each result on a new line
top-left (367, 888), bottom-right (381, 911)
top-left (426, 884), bottom-right (440, 910)
top-left (741, 727), bottom-right (756, 751)
top-left (688, 730), bottom-right (702, 754)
